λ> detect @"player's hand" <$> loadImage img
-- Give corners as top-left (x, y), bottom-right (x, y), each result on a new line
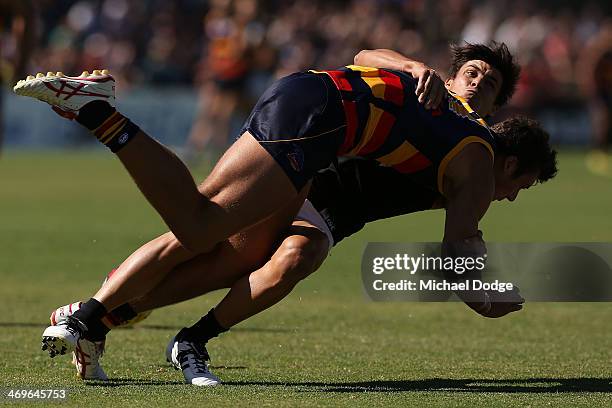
top-left (442, 230), bottom-right (487, 272)
top-left (409, 63), bottom-right (445, 110)
top-left (480, 286), bottom-right (525, 318)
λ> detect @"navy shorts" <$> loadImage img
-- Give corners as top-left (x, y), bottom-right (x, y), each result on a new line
top-left (241, 72), bottom-right (346, 190)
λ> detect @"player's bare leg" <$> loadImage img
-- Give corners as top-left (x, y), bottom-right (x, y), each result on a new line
top-left (160, 221), bottom-right (330, 386)
top-left (45, 188), bottom-right (307, 358)
top-left (17, 72), bottom-right (310, 357)
top-left (46, 227), bottom-right (282, 381)
top-left (55, 220), bottom-right (329, 322)
top-left (49, 218), bottom-right (330, 384)
top-left (125, 221), bottom-right (329, 317)
top-left (95, 186), bottom-right (308, 313)
top-left (39, 144), bottom-right (308, 358)
top-left (211, 221), bottom-right (329, 327)
top-left (14, 72), bottom-right (302, 253)
top-left (109, 129), bottom-right (298, 254)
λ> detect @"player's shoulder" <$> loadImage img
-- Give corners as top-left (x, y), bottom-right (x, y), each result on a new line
top-left (444, 143), bottom-right (494, 189)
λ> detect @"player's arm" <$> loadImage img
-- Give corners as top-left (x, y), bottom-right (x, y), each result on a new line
top-left (442, 144), bottom-right (493, 241)
top-left (442, 144), bottom-right (524, 318)
top-left (353, 49), bottom-right (444, 109)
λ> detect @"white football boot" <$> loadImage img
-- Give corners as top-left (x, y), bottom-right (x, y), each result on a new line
top-left (48, 302), bottom-right (107, 381)
top-left (50, 302), bottom-right (82, 325)
top-left (73, 338), bottom-right (108, 381)
top-left (41, 316), bottom-right (86, 358)
top-left (13, 70), bottom-right (115, 119)
top-left (166, 329), bottom-right (221, 386)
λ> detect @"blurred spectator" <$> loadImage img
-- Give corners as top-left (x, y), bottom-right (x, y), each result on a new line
top-left (579, 19), bottom-right (612, 150)
top-left (4, 0), bottom-right (612, 149)
top-left (580, 18), bottom-right (612, 175)
top-left (0, 0), bottom-right (36, 154)
top-left (183, 0), bottom-right (258, 163)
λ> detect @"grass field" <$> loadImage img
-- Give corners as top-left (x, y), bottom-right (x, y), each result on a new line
top-left (0, 150), bottom-right (611, 407)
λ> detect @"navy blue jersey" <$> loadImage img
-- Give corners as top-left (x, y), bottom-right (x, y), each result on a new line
top-left (308, 158), bottom-right (441, 245)
top-left (312, 65), bottom-right (496, 194)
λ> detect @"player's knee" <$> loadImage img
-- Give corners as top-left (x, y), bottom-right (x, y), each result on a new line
top-left (271, 234), bottom-right (328, 287)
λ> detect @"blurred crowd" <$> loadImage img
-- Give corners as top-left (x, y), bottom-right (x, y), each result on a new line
top-left (1, 0), bottom-right (611, 149)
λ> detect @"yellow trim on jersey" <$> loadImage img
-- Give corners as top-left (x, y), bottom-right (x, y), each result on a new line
top-left (347, 65), bottom-right (390, 101)
top-left (437, 136), bottom-right (494, 195)
top-left (345, 65), bottom-right (380, 76)
top-left (377, 141), bottom-right (419, 166)
top-left (448, 92), bottom-right (488, 127)
top-left (362, 76), bottom-right (386, 99)
top-left (348, 103), bottom-right (383, 155)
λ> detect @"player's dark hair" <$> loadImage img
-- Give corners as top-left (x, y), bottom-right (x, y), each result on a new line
top-left (448, 42), bottom-right (520, 108)
top-left (492, 116), bottom-right (558, 183)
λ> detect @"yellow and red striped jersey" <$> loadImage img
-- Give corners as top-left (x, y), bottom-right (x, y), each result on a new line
top-left (311, 65), bottom-right (495, 194)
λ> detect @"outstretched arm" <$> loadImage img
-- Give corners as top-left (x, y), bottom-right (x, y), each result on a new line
top-left (442, 144), bottom-right (524, 318)
top-left (354, 49), bottom-right (445, 109)
top-left (442, 144), bottom-right (493, 241)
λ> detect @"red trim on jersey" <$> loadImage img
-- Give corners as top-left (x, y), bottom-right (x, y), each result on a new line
top-left (338, 100), bottom-right (358, 154)
top-left (379, 70), bottom-right (403, 105)
top-left (325, 70), bottom-right (353, 92)
top-left (323, 71), bottom-right (359, 155)
top-left (358, 111), bottom-right (396, 155)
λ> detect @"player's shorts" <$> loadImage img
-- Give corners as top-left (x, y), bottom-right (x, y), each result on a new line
top-left (241, 72), bottom-right (346, 190)
top-left (294, 199), bottom-right (334, 252)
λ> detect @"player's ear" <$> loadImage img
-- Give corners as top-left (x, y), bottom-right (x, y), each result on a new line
top-left (504, 156), bottom-right (519, 176)
top-left (445, 78), bottom-right (453, 90)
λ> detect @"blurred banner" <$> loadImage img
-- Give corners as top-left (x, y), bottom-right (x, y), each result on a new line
top-left (362, 243), bottom-right (612, 301)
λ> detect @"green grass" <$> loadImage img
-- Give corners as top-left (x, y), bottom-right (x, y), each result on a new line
top-left (0, 150), bottom-right (611, 407)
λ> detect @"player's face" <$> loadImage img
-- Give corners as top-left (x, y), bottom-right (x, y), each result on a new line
top-left (493, 155), bottom-right (539, 202)
top-left (446, 60), bottom-right (503, 117)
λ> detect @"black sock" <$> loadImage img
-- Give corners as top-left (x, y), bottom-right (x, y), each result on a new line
top-left (73, 298), bottom-right (110, 341)
top-left (75, 101), bottom-right (140, 152)
top-left (185, 309), bottom-right (229, 343)
top-left (76, 101), bottom-right (116, 130)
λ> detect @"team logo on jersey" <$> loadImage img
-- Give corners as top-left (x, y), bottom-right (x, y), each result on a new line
top-left (286, 144), bottom-right (305, 172)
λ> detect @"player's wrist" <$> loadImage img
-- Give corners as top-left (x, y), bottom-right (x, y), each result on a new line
top-left (467, 291), bottom-right (493, 316)
top-left (401, 60), bottom-right (423, 76)
top-left (441, 232), bottom-right (487, 274)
